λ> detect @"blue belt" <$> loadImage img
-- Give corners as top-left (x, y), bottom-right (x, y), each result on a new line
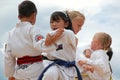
top-left (38, 59), bottom-right (82, 80)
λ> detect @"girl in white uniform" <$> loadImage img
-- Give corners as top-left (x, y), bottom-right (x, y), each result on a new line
top-left (38, 11), bottom-right (84, 80)
top-left (77, 32), bottom-right (112, 80)
top-left (4, 1), bottom-right (63, 80)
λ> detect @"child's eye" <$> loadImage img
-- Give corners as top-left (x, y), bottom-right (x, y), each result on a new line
top-left (50, 21), bottom-right (53, 23)
top-left (77, 25), bottom-right (80, 27)
top-left (77, 24), bottom-right (81, 27)
top-left (56, 20), bottom-right (60, 22)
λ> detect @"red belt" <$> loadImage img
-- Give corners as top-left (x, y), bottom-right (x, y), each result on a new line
top-left (17, 55), bottom-right (43, 65)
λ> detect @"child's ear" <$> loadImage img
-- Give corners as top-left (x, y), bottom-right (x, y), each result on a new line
top-left (65, 22), bottom-right (69, 28)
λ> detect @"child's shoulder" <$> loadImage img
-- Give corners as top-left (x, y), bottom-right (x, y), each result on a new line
top-left (64, 29), bottom-right (74, 34)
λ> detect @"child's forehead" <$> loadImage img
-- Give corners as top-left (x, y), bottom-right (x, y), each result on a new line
top-left (93, 34), bottom-right (106, 43)
top-left (94, 33), bottom-right (106, 39)
top-left (51, 16), bottom-right (63, 21)
top-left (92, 35), bottom-right (100, 41)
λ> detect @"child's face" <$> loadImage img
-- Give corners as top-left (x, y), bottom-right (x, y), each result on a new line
top-left (50, 17), bottom-right (68, 30)
top-left (91, 35), bottom-right (102, 51)
top-left (29, 13), bottom-right (37, 25)
top-left (84, 49), bottom-right (91, 58)
top-left (72, 17), bottom-right (84, 34)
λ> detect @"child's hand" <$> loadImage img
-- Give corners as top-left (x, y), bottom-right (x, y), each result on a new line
top-left (78, 60), bottom-right (87, 66)
top-left (9, 77), bottom-right (15, 80)
top-left (84, 49), bottom-right (92, 58)
top-left (83, 65), bottom-right (94, 73)
top-left (45, 33), bottom-right (53, 46)
top-left (51, 28), bottom-right (64, 42)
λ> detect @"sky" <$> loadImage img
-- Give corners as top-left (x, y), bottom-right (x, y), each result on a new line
top-left (0, 0), bottom-right (120, 79)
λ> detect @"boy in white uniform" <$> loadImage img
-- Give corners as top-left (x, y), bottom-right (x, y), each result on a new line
top-left (77, 32), bottom-right (112, 80)
top-left (4, 1), bottom-right (63, 80)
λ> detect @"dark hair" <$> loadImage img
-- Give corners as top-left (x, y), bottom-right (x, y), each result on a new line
top-left (106, 48), bottom-right (113, 61)
top-left (18, 0), bottom-right (37, 18)
top-left (50, 11), bottom-right (73, 31)
top-left (106, 48), bottom-right (113, 73)
top-left (65, 11), bottom-right (73, 31)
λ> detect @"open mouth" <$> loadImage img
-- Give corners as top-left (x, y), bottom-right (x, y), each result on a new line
top-left (53, 28), bottom-right (58, 30)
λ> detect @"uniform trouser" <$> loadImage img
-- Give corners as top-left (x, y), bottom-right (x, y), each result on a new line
top-left (39, 59), bottom-right (82, 80)
top-left (42, 65), bottom-right (76, 80)
top-left (42, 65), bottom-right (59, 80)
top-left (43, 61), bottom-right (76, 80)
top-left (15, 62), bottom-right (44, 80)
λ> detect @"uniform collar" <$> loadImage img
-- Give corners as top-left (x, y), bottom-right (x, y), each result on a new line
top-left (16, 21), bottom-right (32, 27)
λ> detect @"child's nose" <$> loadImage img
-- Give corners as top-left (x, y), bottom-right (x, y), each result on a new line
top-left (52, 22), bottom-right (56, 25)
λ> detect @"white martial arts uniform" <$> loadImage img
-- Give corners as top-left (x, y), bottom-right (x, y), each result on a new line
top-left (86, 50), bottom-right (112, 80)
top-left (76, 48), bottom-right (112, 80)
top-left (42, 29), bottom-right (77, 80)
top-left (4, 22), bottom-right (56, 80)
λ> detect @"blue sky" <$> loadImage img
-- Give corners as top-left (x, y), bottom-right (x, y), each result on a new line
top-left (0, 0), bottom-right (120, 79)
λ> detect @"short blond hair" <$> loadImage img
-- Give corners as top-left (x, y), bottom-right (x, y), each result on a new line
top-left (94, 32), bottom-right (112, 50)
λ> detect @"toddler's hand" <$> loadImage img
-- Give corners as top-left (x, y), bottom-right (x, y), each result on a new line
top-left (78, 60), bottom-right (87, 66)
top-left (83, 65), bottom-right (94, 73)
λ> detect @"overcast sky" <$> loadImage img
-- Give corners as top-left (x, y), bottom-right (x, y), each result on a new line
top-left (0, 0), bottom-right (120, 79)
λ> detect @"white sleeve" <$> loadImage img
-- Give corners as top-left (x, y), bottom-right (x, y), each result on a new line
top-left (76, 47), bottom-right (83, 62)
top-left (86, 52), bottom-right (107, 72)
top-left (4, 43), bottom-right (16, 77)
top-left (67, 30), bottom-right (77, 49)
top-left (30, 27), bottom-right (56, 53)
top-left (34, 39), bottom-right (56, 53)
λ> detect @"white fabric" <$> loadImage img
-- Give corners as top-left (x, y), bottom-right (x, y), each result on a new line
top-left (86, 50), bottom-right (111, 80)
top-left (76, 46), bottom-right (111, 80)
top-left (76, 45), bottom-right (91, 74)
top-left (4, 22), bottom-right (56, 79)
top-left (43, 29), bottom-right (77, 80)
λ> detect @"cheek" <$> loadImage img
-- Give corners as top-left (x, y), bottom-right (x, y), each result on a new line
top-left (91, 42), bottom-right (95, 50)
top-left (31, 17), bottom-right (36, 25)
top-left (72, 25), bottom-right (77, 31)
top-left (57, 22), bottom-right (64, 28)
top-left (33, 18), bottom-right (36, 24)
top-left (72, 21), bottom-right (76, 28)
top-left (50, 26), bottom-right (53, 29)
top-left (77, 27), bottom-right (81, 32)
top-left (61, 24), bottom-right (66, 28)
top-left (75, 27), bottom-right (80, 34)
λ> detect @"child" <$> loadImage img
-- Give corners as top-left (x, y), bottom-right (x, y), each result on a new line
top-left (38, 11), bottom-right (83, 80)
top-left (77, 32), bottom-right (112, 80)
top-left (66, 10), bottom-right (85, 34)
top-left (83, 49), bottom-right (92, 58)
top-left (4, 1), bottom-right (63, 80)
top-left (65, 10), bottom-right (85, 80)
